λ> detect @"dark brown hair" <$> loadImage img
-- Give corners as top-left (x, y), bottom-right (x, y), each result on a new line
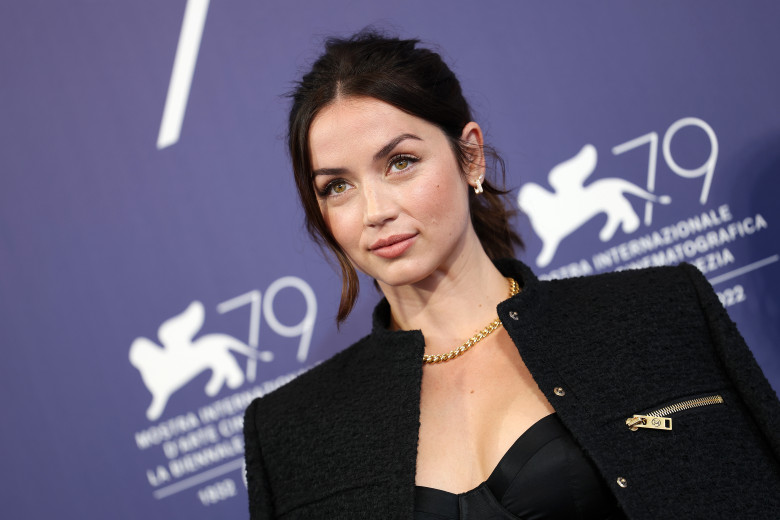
top-left (288, 31), bottom-right (523, 323)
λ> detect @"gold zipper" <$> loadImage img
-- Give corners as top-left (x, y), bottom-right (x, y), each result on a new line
top-left (626, 395), bottom-right (724, 431)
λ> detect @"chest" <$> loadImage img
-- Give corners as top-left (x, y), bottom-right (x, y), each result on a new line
top-left (415, 334), bottom-right (555, 492)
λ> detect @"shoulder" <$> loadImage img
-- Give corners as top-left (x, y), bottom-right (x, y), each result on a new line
top-left (543, 262), bottom-right (696, 292)
top-left (512, 263), bottom-right (730, 401)
top-left (245, 333), bottom-right (376, 426)
top-left (539, 262), bottom-right (707, 315)
top-left (536, 263), bottom-right (726, 354)
top-left (500, 258), bottom-right (716, 348)
top-left (508, 263), bottom-right (746, 429)
top-left (245, 323), bottom-right (423, 436)
top-left (243, 325), bottom-right (423, 514)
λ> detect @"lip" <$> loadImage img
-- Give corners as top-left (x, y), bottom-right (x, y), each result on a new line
top-left (369, 233), bottom-right (418, 259)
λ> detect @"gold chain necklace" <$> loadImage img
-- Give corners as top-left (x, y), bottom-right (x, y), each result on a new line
top-left (422, 277), bottom-right (519, 364)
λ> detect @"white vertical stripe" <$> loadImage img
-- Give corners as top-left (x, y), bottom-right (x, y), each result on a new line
top-left (156, 0), bottom-right (210, 149)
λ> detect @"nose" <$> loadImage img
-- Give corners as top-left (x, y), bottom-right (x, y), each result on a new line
top-left (362, 181), bottom-right (398, 227)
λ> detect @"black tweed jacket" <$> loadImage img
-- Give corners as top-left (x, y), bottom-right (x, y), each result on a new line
top-left (244, 259), bottom-right (780, 519)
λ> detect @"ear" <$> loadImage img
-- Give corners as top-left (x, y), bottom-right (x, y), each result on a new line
top-left (460, 122), bottom-right (485, 188)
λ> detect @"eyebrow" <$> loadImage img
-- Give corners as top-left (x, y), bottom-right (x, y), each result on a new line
top-left (373, 133), bottom-right (422, 162)
top-left (312, 133), bottom-right (423, 177)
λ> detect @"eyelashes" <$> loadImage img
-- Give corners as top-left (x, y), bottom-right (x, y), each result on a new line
top-left (317, 179), bottom-right (350, 197)
top-left (315, 153), bottom-right (420, 198)
top-left (388, 153), bottom-right (418, 173)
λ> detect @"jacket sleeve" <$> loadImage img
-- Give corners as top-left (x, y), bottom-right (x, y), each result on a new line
top-left (243, 398), bottom-right (275, 519)
top-left (680, 262), bottom-right (780, 461)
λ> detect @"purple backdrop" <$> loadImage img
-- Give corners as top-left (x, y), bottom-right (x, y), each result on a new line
top-left (1, 1), bottom-right (778, 518)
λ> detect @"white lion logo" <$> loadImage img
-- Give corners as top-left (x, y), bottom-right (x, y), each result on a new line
top-left (518, 144), bottom-right (671, 267)
top-left (130, 301), bottom-right (266, 421)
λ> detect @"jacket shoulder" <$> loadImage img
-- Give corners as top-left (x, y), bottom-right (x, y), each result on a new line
top-left (541, 263), bottom-right (718, 321)
top-left (514, 264), bottom-right (731, 414)
top-left (243, 329), bottom-right (422, 516)
top-left (542, 262), bottom-right (693, 296)
top-left (246, 333), bottom-right (376, 422)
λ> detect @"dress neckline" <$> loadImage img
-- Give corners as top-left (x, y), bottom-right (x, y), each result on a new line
top-left (416, 412), bottom-right (562, 500)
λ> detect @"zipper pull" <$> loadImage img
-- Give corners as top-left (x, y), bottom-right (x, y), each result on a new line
top-left (626, 415), bottom-right (672, 431)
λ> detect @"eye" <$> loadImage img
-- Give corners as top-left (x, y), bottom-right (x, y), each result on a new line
top-left (331, 181), bottom-right (349, 194)
top-left (317, 178), bottom-right (353, 198)
top-left (392, 158), bottom-right (409, 171)
top-left (389, 154), bottom-right (418, 173)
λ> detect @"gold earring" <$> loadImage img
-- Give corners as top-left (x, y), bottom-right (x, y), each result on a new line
top-left (473, 177), bottom-right (483, 195)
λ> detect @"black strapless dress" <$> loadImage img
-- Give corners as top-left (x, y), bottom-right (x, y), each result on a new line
top-left (414, 414), bottom-right (627, 519)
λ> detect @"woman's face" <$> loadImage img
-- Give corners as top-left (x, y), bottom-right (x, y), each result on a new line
top-left (309, 96), bottom-right (484, 288)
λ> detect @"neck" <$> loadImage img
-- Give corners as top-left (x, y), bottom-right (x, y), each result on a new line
top-left (378, 243), bottom-right (510, 355)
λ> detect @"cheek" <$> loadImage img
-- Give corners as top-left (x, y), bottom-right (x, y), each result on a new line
top-left (321, 204), bottom-right (361, 249)
top-left (407, 174), bottom-right (468, 224)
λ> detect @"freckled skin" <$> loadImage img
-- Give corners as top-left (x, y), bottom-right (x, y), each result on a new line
top-left (309, 96), bottom-right (479, 289)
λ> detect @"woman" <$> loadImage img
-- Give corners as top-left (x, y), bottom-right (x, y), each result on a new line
top-left (244, 32), bottom-right (780, 519)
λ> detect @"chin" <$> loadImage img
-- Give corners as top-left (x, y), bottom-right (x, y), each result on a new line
top-left (364, 258), bottom-right (439, 289)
